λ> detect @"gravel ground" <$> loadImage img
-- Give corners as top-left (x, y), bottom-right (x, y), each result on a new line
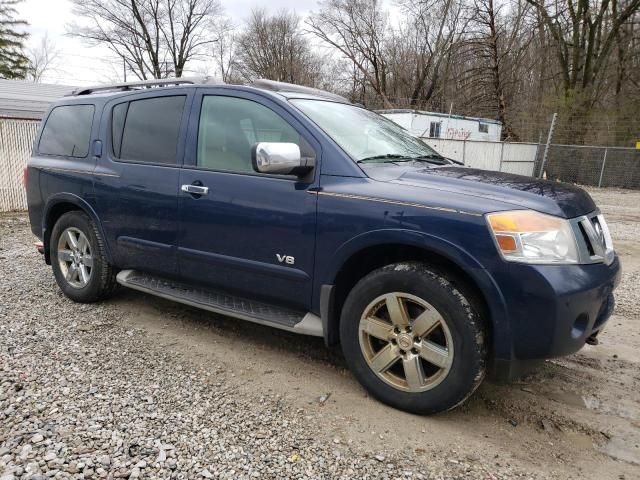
top-left (1, 187), bottom-right (639, 479)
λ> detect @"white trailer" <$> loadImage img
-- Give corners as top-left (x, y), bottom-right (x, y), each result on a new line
top-left (378, 109), bottom-right (503, 142)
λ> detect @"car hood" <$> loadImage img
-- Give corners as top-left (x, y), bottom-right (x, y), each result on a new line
top-left (364, 164), bottom-right (596, 218)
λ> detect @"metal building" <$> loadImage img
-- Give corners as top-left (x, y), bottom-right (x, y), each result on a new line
top-left (378, 109), bottom-right (503, 142)
top-left (0, 79), bottom-right (74, 120)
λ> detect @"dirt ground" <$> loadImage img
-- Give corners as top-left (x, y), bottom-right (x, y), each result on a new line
top-left (2, 187), bottom-right (639, 479)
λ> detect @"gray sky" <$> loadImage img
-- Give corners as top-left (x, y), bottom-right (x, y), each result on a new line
top-left (17, 0), bottom-right (320, 86)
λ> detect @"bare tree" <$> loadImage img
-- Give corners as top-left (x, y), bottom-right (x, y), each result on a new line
top-left (211, 16), bottom-right (238, 83)
top-left (26, 32), bottom-right (60, 82)
top-left (163, 0), bottom-right (223, 76)
top-left (235, 9), bottom-right (323, 86)
top-left (394, 0), bottom-right (468, 109)
top-left (68, 0), bottom-right (223, 80)
top-left (307, 0), bottom-right (393, 107)
top-left (307, 0), bottom-right (467, 110)
top-left (525, 0), bottom-right (640, 102)
top-left (461, 0), bottom-right (531, 139)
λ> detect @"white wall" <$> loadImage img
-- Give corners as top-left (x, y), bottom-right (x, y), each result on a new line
top-left (382, 112), bottom-right (502, 141)
top-left (423, 138), bottom-right (538, 176)
top-left (383, 113), bottom-right (413, 131)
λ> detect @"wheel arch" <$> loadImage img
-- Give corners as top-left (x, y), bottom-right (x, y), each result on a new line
top-left (42, 193), bottom-right (112, 265)
top-left (321, 229), bottom-right (511, 359)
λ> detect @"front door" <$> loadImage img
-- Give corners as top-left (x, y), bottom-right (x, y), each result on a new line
top-left (177, 91), bottom-right (320, 310)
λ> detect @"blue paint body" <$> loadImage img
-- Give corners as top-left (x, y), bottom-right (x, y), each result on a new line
top-left (26, 84), bottom-right (621, 378)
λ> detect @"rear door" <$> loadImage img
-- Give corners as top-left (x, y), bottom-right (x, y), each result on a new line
top-left (93, 90), bottom-right (192, 274)
top-left (177, 89), bottom-right (320, 310)
top-left (29, 103), bottom-right (98, 237)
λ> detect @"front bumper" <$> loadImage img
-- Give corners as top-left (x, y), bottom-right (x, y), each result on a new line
top-left (490, 255), bottom-right (621, 381)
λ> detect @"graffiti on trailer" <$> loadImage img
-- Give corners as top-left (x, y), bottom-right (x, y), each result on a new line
top-left (446, 128), bottom-right (471, 140)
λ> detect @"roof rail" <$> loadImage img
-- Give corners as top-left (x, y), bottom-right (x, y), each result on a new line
top-left (66, 76), bottom-right (221, 96)
top-left (252, 79), bottom-right (350, 103)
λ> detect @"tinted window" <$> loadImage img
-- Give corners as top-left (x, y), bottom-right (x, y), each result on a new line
top-left (111, 102), bottom-right (128, 158)
top-left (118, 96), bottom-right (186, 164)
top-left (39, 105), bottom-right (94, 157)
top-left (197, 96), bottom-right (313, 173)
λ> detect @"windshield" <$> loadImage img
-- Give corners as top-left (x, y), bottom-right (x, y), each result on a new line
top-left (290, 99), bottom-right (442, 163)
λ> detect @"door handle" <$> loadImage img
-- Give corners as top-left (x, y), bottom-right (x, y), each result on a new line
top-left (181, 184), bottom-right (209, 196)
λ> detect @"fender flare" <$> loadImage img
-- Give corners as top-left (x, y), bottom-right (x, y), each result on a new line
top-left (322, 229), bottom-right (513, 360)
top-left (42, 193), bottom-right (113, 264)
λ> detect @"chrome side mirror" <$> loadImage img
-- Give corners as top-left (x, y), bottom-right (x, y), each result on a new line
top-left (251, 142), bottom-right (314, 176)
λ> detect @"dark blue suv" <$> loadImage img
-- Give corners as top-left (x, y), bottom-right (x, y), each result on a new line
top-left (26, 78), bottom-right (621, 414)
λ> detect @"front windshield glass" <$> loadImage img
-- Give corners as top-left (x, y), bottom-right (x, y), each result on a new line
top-left (290, 99), bottom-right (441, 163)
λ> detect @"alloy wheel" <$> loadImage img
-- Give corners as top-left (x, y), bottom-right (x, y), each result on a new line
top-left (358, 292), bottom-right (454, 392)
top-left (57, 227), bottom-right (93, 289)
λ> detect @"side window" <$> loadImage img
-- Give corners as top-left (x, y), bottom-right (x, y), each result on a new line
top-left (429, 121), bottom-right (441, 138)
top-left (112, 96), bottom-right (186, 164)
top-left (478, 122), bottom-right (489, 133)
top-left (39, 104), bottom-right (94, 157)
top-left (197, 96), bottom-right (314, 174)
top-left (111, 102), bottom-right (128, 158)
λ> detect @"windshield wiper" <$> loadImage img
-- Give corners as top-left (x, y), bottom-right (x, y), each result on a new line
top-left (357, 153), bottom-right (448, 165)
top-left (357, 153), bottom-right (449, 166)
top-left (377, 156), bottom-right (448, 166)
top-left (411, 154), bottom-right (448, 165)
top-left (357, 154), bottom-right (407, 163)
top-left (405, 157), bottom-right (449, 165)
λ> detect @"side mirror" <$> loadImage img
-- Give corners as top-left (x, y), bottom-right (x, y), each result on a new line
top-left (251, 142), bottom-right (314, 176)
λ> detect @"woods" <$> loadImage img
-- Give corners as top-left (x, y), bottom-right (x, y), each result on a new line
top-left (1, 0), bottom-right (638, 145)
top-left (212, 0), bottom-right (640, 145)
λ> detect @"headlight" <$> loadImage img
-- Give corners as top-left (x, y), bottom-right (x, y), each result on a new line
top-left (486, 210), bottom-right (579, 264)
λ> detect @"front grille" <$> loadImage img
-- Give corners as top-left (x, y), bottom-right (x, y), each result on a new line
top-left (577, 221), bottom-right (595, 256)
top-left (591, 216), bottom-right (607, 248)
top-left (571, 212), bottom-right (614, 265)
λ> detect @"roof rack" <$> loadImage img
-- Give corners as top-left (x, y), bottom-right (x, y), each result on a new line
top-left (252, 79), bottom-right (350, 103)
top-left (67, 76), bottom-right (221, 96)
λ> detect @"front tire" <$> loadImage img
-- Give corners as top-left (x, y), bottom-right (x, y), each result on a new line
top-left (50, 211), bottom-right (117, 303)
top-left (340, 262), bottom-right (487, 414)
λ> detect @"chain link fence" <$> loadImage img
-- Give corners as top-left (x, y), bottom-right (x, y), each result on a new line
top-left (0, 118), bottom-right (39, 212)
top-left (367, 94), bottom-right (640, 188)
top-left (535, 144), bottom-right (640, 189)
top-left (528, 112), bottom-right (640, 189)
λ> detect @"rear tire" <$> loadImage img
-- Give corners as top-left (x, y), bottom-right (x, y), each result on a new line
top-left (340, 262), bottom-right (486, 414)
top-left (50, 211), bottom-right (117, 303)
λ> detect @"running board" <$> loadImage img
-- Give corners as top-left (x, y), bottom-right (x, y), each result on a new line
top-left (116, 270), bottom-right (323, 337)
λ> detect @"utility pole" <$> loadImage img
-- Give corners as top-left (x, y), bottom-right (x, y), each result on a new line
top-left (598, 148), bottom-right (608, 188)
top-left (538, 113), bottom-right (557, 178)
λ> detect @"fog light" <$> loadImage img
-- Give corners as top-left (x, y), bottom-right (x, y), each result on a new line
top-left (571, 313), bottom-right (589, 339)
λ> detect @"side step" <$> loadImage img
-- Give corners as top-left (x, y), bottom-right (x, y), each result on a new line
top-left (116, 270), bottom-right (323, 337)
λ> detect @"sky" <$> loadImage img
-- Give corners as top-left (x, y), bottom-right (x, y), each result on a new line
top-left (16, 0), bottom-right (321, 86)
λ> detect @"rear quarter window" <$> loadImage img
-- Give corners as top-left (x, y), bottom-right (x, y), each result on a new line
top-left (38, 104), bottom-right (95, 157)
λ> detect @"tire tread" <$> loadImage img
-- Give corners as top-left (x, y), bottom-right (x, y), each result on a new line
top-left (50, 211), bottom-right (117, 303)
top-left (339, 261), bottom-right (487, 414)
